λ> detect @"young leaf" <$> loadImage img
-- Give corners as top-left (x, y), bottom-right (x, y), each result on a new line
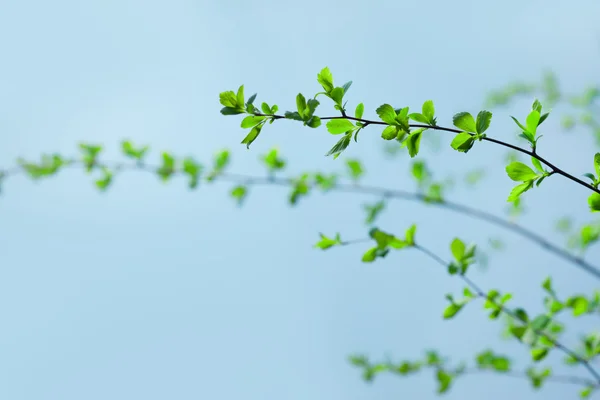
top-left (379, 125), bottom-right (398, 140)
top-left (451, 238), bottom-right (466, 261)
top-left (422, 100), bottom-right (435, 123)
top-left (508, 181), bottom-right (534, 202)
top-left (531, 157), bottom-right (544, 173)
top-left (406, 129), bottom-right (424, 158)
top-left (240, 115), bottom-right (265, 128)
top-left (296, 93), bottom-right (307, 117)
top-left (219, 90), bottom-right (237, 108)
top-left (450, 132), bottom-right (475, 153)
top-left (326, 119), bottom-right (355, 134)
top-left (315, 233), bottom-right (341, 250)
top-left (376, 104), bottom-right (398, 125)
top-left (443, 303), bottom-right (464, 319)
top-left (241, 125), bottom-right (262, 149)
top-left (326, 133), bottom-right (352, 159)
top-left (346, 159), bottom-right (364, 181)
top-left (230, 185), bottom-right (247, 205)
top-left (317, 67), bottom-right (334, 93)
top-left (453, 112), bottom-right (477, 133)
top-left (341, 81), bottom-right (352, 95)
top-left (261, 102), bottom-right (271, 114)
top-left (526, 110), bottom-right (541, 135)
top-left (588, 193), bottom-right (600, 212)
top-left (408, 113), bottom-right (429, 124)
top-left (236, 85), bottom-right (245, 108)
top-left (506, 162), bottom-right (538, 181)
top-left (531, 348), bottom-right (549, 362)
top-left (436, 370), bottom-right (452, 394)
top-left (476, 111), bottom-right (492, 134)
top-left (355, 103), bottom-right (364, 119)
top-left (594, 153), bottom-right (600, 178)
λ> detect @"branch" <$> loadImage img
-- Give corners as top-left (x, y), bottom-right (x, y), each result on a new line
top-left (413, 243), bottom-right (600, 386)
top-left (257, 112), bottom-right (600, 195)
top-left (2, 157), bottom-right (599, 280)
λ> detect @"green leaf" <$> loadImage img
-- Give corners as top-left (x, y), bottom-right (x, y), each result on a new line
top-left (121, 140), bottom-right (149, 160)
top-left (381, 125), bottom-right (399, 140)
top-left (305, 116), bottom-right (321, 128)
top-left (450, 132), bottom-right (475, 153)
top-left (317, 67), bottom-right (334, 93)
top-left (220, 106), bottom-right (245, 115)
top-left (236, 85), bottom-right (244, 108)
top-left (240, 115), bottom-right (265, 129)
top-left (530, 315), bottom-right (551, 331)
top-left (450, 238), bottom-right (465, 261)
top-left (443, 303), bottom-right (464, 319)
top-left (182, 157), bottom-right (202, 189)
top-left (507, 181), bottom-right (533, 202)
top-left (526, 110), bottom-right (541, 135)
top-left (262, 148), bottom-right (286, 172)
top-left (492, 357), bottom-right (510, 371)
top-left (95, 167), bottom-right (113, 191)
top-left (422, 100), bottom-right (435, 123)
top-left (594, 153), bottom-right (600, 178)
top-left (355, 103), bottom-right (364, 119)
top-left (230, 185), bottom-right (247, 205)
top-left (241, 125), bottom-right (262, 149)
top-left (411, 161), bottom-right (430, 184)
top-left (405, 224), bottom-right (417, 245)
top-left (567, 296), bottom-right (590, 316)
top-left (296, 93), bottom-right (307, 117)
top-left (376, 104), bottom-right (397, 125)
top-left (453, 112), bottom-right (477, 133)
top-left (326, 133), bottom-right (352, 159)
top-left (330, 87), bottom-right (344, 105)
top-left (341, 81), bottom-right (352, 95)
top-left (511, 116), bottom-right (530, 133)
top-left (364, 201), bottom-right (385, 225)
top-left (219, 90), bottom-right (238, 108)
top-left (214, 153), bottom-right (229, 172)
top-left (346, 159), bottom-right (364, 181)
top-left (580, 386), bottom-right (593, 398)
top-left (476, 111), bottom-right (492, 134)
top-left (531, 157), bottom-right (544, 173)
top-left (531, 348), bottom-right (549, 362)
top-left (406, 129), bottom-right (424, 158)
top-left (156, 152), bottom-right (176, 181)
top-left (506, 162), bottom-right (538, 181)
top-left (261, 102), bottom-right (271, 114)
top-left (326, 119), bottom-right (355, 134)
top-left (315, 233), bottom-right (341, 250)
top-left (588, 193), bottom-right (600, 212)
top-left (362, 247), bottom-right (378, 262)
top-left (436, 370), bottom-right (452, 394)
top-left (408, 113), bottom-right (429, 123)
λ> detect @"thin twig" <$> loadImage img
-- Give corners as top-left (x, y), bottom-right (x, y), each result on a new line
top-left (413, 243), bottom-right (600, 386)
top-left (257, 113), bottom-right (600, 195)
top-left (1, 159), bottom-right (599, 280)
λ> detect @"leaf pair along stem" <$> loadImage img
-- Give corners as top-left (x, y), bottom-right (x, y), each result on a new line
top-left (258, 113), bottom-right (600, 196)
top-left (2, 158), bottom-right (599, 280)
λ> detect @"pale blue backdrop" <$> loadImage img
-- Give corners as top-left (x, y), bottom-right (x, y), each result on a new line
top-left (1, 0), bottom-right (599, 399)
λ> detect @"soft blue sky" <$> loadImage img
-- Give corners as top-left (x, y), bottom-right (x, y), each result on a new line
top-left (1, 1), bottom-right (599, 399)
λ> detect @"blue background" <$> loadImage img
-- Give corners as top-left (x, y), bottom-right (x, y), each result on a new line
top-left (1, 0), bottom-right (599, 399)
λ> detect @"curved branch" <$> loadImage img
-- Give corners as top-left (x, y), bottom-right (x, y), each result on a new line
top-left (413, 243), bottom-right (600, 386)
top-left (259, 113), bottom-right (600, 195)
top-left (1, 159), bottom-right (599, 280)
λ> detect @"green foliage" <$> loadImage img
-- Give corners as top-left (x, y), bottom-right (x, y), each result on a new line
top-left (346, 159), bottom-right (364, 181)
top-left (315, 233), bottom-right (342, 250)
top-left (261, 148), bottom-right (286, 173)
top-left (448, 238), bottom-right (476, 275)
